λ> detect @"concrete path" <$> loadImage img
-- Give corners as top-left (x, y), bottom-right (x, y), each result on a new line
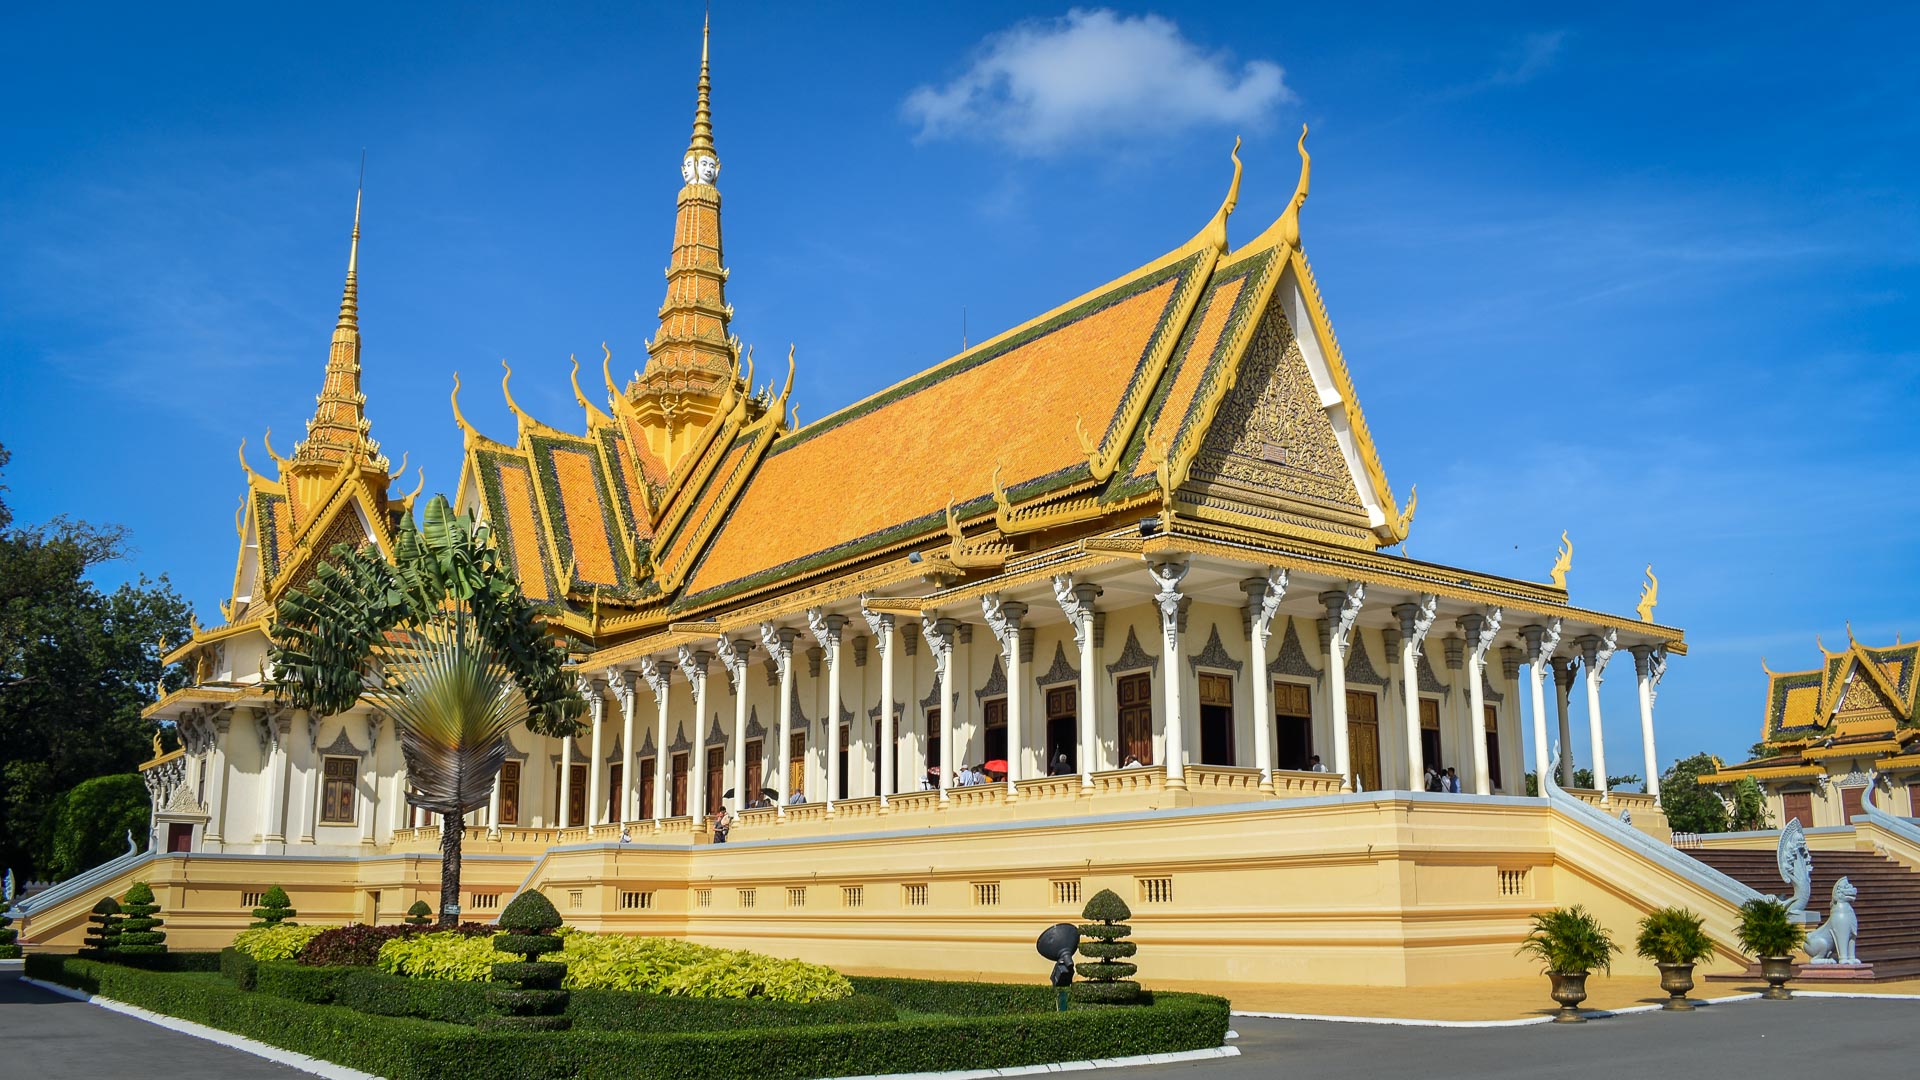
top-left (1132, 997), bottom-right (1918, 1079)
top-left (0, 977), bottom-right (306, 1078)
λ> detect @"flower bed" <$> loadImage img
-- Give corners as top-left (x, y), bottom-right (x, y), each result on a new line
top-left (26, 955), bottom-right (1230, 1080)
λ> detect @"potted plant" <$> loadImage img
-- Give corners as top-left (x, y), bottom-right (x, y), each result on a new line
top-left (1518, 905), bottom-right (1619, 1022)
top-left (1735, 898), bottom-right (1805, 1000)
top-left (1635, 907), bottom-right (1714, 1010)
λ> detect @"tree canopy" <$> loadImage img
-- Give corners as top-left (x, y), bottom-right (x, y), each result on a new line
top-left (0, 444), bottom-right (191, 880)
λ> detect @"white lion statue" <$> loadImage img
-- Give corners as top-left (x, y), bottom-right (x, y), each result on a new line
top-left (1805, 876), bottom-right (1858, 965)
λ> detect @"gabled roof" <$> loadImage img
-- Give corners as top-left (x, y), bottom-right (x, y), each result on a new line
top-left (1759, 636), bottom-right (1918, 743)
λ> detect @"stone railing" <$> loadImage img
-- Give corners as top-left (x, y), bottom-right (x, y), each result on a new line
top-left (1182, 765), bottom-right (1264, 793)
top-left (1091, 767), bottom-right (1165, 796)
top-left (885, 789), bottom-right (943, 813)
top-left (1564, 788), bottom-right (1660, 815)
top-left (1012, 775), bottom-right (1084, 803)
top-left (1268, 769), bottom-right (1347, 797)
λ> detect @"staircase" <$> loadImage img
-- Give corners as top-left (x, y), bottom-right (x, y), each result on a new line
top-left (1686, 847), bottom-right (1920, 979)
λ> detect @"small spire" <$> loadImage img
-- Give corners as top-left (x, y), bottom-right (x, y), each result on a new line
top-left (337, 152), bottom-right (364, 332)
top-left (687, 12), bottom-right (716, 165)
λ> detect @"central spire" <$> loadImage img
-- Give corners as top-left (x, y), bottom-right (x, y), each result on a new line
top-left (629, 15), bottom-right (739, 470)
top-left (289, 170), bottom-right (387, 508)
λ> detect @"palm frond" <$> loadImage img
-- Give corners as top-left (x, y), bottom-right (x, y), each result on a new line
top-left (375, 618), bottom-right (530, 816)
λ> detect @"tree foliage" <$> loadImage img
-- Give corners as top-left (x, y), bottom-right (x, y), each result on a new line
top-left (1660, 753), bottom-right (1731, 835)
top-left (45, 773), bottom-right (150, 880)
top-left (0, 444), bottom-right (192, 880)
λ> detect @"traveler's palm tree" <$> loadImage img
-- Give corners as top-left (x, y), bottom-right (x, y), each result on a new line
top-left (269, 496), bottom-right (582, 924)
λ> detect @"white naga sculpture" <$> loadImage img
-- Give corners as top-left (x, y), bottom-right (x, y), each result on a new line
top-left (1805, 877), bottom-right (1859, 964)
top-left (1776, 818), bottom-right (1813, 921)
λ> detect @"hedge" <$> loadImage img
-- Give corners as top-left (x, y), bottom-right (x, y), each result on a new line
top-left (848, 975), bottom-right (1057, 1015)
top-left (251, 960), bottom-right (898, 1032)
top-left (27, 956), bottom-right (1229, 1080)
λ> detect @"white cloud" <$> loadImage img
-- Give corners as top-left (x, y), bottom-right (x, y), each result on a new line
top-left (904, 8), bottom-right (1293, 155)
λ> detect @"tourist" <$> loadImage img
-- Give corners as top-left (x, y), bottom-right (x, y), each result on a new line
top-left (1308, 755), bottom-right (1327, 773)
top-left (711, 808), bottom-right (732, 843)
top-left (920, 772), bottom-right (936, 791)
top-left (1446, 767), bottom-right (1462, 793)
top-left (1123, 754), bottom-right (1144, 768)
top-left (1424, 767), bottom-right (1441, 792)
top-left (1050, 753), bottom-right (1071, 776)
top-left (788, 788), bottom-right (806, 805)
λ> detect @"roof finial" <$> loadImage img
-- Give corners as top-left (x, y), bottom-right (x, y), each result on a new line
top-left (338, 152), bottom-right (363, 332)
top-left (1277, 125), bottom-right (1311, 250)
top-left (683, 10), bottom-right (718, 184)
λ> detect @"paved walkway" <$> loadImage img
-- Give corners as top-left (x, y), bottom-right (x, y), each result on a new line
top-left (0, 977), bottom-right (306, 1078)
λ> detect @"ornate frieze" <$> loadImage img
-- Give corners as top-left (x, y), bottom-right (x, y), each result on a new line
top-left (1106, 626), bottom-right (1159, 676)
top-left (1345, 633), bottom-right (1388, 687)
top-left (1269, 618), bottom-right (1323, 682)
top-left (1187, 623), bottom-right (1244, 674)
top-left (745, 705), bottom-right (768, 739)
top-left (1035, 641), bottom-right (1079, 689)
top-left (317, 728), bottom-right (366, 759)
top-left (975, 656), bottom-right (1008, 703)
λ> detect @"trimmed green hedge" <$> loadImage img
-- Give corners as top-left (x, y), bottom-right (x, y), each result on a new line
top-left (27, 956), bottom-right (1229, 1080)
top-left (848, 975), bottom-right (1057, 1015)
top-left (220, 947), bottom-right (257, 989)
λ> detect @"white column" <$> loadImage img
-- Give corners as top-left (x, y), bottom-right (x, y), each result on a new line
top-left (922, 615), bottom-right (957, 801)
top-left (580, 675), bottom-right (605, 825)
top-left (808, 610), bottom-right (843, 813)
top-left (717, 638), bottom-right (751, 811)
top-left (1632, 644), bottom-right (1667, 803)
top-left (262, 710), bottom-right (290, 843)
top-left (1576, 630), bottom-right (1619, 803)
top-left (1459, 609), bottom-right (1503, 796)
top-left (761, 623), bottom-right (796, 810)
top-left (1394, 596), bottom-right (1439, 792)
top-left (204, 712), bottom-right (232, 846)
top-left (862, 605), bottom-right (897, 804)
top-left (361, 712), bottom-right (382, 846)
top-left (983, 595), bottom-right (1028, 795)
top-left (487, 773), bottom-right (502, 833)
top-left (606, 669), bottom-right (637, 821)
top-left (295, 713), bottom-right (319, 844)
top-left (643, 661), bottom-right (672, 820)
top-left (1149, 561), bottom-right (1191, 789)
top-left (1051, 575), bottom-right (1101, 789)
top-left (1243, 570), bottom-right (1288, 792)
top-left (1524, 620), bottom-right (1563, 791)
top-left (1553, 658), bottom-right (1578, 786)
top-left (678, 646), bottom-right (711, 823)
top-left (558, 733), bottom-right (575, 829)
top-left (1321, 585), bottom-right (1364, 789)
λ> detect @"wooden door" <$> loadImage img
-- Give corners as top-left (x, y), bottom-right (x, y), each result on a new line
top-left (1117, 673), bottom-right (1152, 765)
top-left (606, 763), bottom-right (623, 824)
top-left (1841, 786), bottom-right (1864, 823)
top-left (1044, 686), bottom-right (1076, 773)
top-left (788, 731), bottom-right (807, 800)
top-left (1346, 690), bottom-right (1380, 792)
top-left (498, 760), bottom-right (521, 825)
top-left (638, 759), bottom-right (656, 820)
top-left (745, 740), bottom-right (763, 805)
top-left (567, 763), bottom-right (587, 826)
top-left (924, 707), bottom-right (942, 787)
top-left (1274, 681), bottom-right (1312, 771)
top-left (670, 753), bottom-right (690, 817)
top-left (1484, 705), bottom-right (1502, 789)
top-left (983, 698), bottom-right (1008, 763)
top-left (1782, 790), bottom-right (1813, 828)
top-left (1419, 698), bottom-right (1442, 777)
top-left (706, 748), bottom-right (725, 815)
top-left (166, 823), bottom-right (193, 852)
top-left (1198, 672), bottom-right (1234, 765)
top-left (835, 725), bottom-right (849, 801)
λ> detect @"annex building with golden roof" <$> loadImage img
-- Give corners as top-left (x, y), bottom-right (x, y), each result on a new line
top-left (1698, 633), bottom-right (1920, 830)
top-left (16, 23), bottom-right (1795, 991)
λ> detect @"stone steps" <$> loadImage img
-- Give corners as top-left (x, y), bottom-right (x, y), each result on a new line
top-left (1687, 846), bottom-right (1920, 979)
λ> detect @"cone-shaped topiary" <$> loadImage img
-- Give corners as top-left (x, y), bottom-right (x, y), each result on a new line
top-left (81, 896), bottom-right (124, 958)
top-left (405, 900), bottom-right (434, 926)
top-left (116, 881), bottom-right (168, 955)
top-left (480, 890), bottom-right (570, 1030)
top-left (250, 885), bottom-right (296, 927)
top-left (1072, 888), bottom-right (1142, 1004)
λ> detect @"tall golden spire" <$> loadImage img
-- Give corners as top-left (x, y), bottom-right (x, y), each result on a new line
top-left (290, 167), bottom-right (387, 496)
top-left (629, 15), bottom-right (739, 468)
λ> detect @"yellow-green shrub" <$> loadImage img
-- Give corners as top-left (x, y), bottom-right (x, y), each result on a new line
top-left (377, 931), bottom-right (498, 982)
top-left (374, 930), bottom-right (853, 1003)
top-left (231, 924), bottom-right (334, 962)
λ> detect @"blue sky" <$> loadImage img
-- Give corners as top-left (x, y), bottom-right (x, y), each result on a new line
top-left (3, 2), bottom-right (1916, 772)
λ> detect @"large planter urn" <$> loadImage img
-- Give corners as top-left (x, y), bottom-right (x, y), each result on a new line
top-left (1548, 972), bottom-right (1590, 1022)
top-left (1656, 962), bottom-right (1696, 1010)
top-left (1759, 956), bottom-right (1795, 1000)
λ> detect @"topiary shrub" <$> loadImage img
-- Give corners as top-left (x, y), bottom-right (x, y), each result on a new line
top-left (116, 882), bottom-right (167, 955)
top-left (80, 896), bottom-right (124, 958)
top-left (250, 885), bottom-right (296, 927)
top-left (0, 898), bottom-right (18, 960)
top-left (404, 900), bottom-right (434, 926)
top-left (481, 890), bottom-right (569, 1030)
top-left (1072, 888), bottom-right (1141, 1005)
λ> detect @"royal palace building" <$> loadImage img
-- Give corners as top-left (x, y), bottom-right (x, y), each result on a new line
top-left (17, 25), bottom-right (1758, 989)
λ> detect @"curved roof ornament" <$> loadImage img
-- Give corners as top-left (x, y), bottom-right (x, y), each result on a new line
top-left (500, 359), bottom-right (535, 435)
top-left (261, 427), bottom-right (291, 471)
top-left (401, 466), bottom-right (426, 510)
top-left (1276, 125), bottom-right (1311, 251)
top-left (571, 353), bottom-right (612, 426)
top-left (237, 437), bottom-right (264, 484)
top-left (1394, 484), bottom-right (1417, 539)
top-left (1197, 137), bottom-right (1243, 254)
top-left (450, 372), bottom-right (481, 443)
top-left (779, 344), bottom-right (796, 402)
top-left (386, 449), bottom-right (409, 483)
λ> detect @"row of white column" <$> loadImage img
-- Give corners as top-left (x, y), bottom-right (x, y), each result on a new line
top-left (1521, 619), bottom-right (1669, 803)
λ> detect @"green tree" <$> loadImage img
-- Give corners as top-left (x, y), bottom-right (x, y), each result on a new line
top-left (44, 774), bottom-right (150, 879)
top-left (0, 444), bottom-right (192, 880)
top-left (271, 496), bottom-right (582, 925)
top-left (117, 881), bottom-right (167, 955)
top-left (250, 885), bottom-right (296, 927)
top-left (1729, 776), bottom-right (1770, 831)
top-left (1073, 888), bottom-right (1142, 1004)
top-left (1659, 753), bottom-right (1731, 835)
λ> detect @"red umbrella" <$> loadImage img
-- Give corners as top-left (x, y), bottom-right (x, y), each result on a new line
top-left (984, 759), bottom-right (1010, 774)
top-left (926, 766), bottom-right (942, 775)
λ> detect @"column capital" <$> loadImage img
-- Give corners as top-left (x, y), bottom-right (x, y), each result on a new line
top-left (1321, 583), bottom-right (1365, 648)
top-left (641, 660), bottom-right (673, 702)
top-left (806, 607), bottom-right (847, 655)
top-left (1148, 560), bottom-right (1189, 620)
top-left (759, 621), bottom-right (796, 665)
top-left (604, 667), bottom-right (636, 709)
top-left (859, 598), bottom-right (895, 651)
top-left (1393, 594), bottom-right (1439, 649)
top-left (1522, 618), bottom-right (1563, 670)
top-left (1576, 628), bottom-right (1619, 681)
top-left (715, 637), bottom-right (752, 692)
top-left (1551, 654), bottom-right (1581, 691)
top-left (1051, 574), bottom-right (1098, 646)
top-left (921, 615), bottom-right (957, 674)
top-left (677, 645), bottom-right (712, 685)
top-left (1458, 607), bottom-right (1504, 664)
top-left (982, 594), bottom-right (1027, 655)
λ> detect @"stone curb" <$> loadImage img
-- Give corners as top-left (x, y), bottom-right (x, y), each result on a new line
top-left (1233, 992), bottom-right (1765, 1029)
top-left (19, 974), bottom-right (1241, 1080)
